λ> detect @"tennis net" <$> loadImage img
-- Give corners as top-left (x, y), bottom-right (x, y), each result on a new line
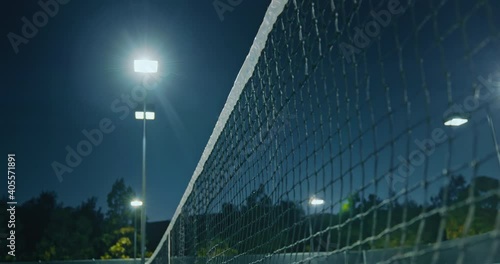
top-left (149, 0), bottom-right (500, 263)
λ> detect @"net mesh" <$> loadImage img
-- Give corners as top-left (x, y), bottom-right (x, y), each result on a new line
top-left (150, 0), bottom-right (500, 263)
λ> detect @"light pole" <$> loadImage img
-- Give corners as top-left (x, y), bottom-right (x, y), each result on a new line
top-left (131, 199), bottom-right (143, 263)
top-left (308, 197), bottom-right (324, 252)
top-left (134, 59), bottom-right (158, 264)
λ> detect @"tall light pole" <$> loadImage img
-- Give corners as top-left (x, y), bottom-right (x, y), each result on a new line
top-left (131, 199), bottom-right (143, 263)
top-left (134, 59), bottom-right (158, 264)
top-left (308, 197), bottom-right (325, 252)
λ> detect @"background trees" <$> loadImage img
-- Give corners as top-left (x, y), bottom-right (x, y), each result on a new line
top-left (0, 175), bottom-right (497, 261)
top-left (192, 175), bottom-right (498, 256)
top-left (100, 178), bottom-right (138, 259)
top-left (440, 175), bottom-right (499, 239)
top-left (35, 197), bottom-right (103, 260)
top-left (0, 178), bottom-right (151, 261)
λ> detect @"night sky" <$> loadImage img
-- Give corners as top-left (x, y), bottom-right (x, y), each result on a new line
top-left (1, 0), bottom-right (271, 221)
top-left (2, 0), bottom-right (500, 224)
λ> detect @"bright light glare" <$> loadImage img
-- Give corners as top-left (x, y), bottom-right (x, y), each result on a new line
top-left (444, 117), bottom-right (468, 127)
top-left (134, 60), bottom-right (158, 73)
top-left (309, 197), bottom-right (325, 206)
top-left (135, 111), bottom-right (155, 120)
top-left (145, 112), bottom-right (155, 120)
top-left (131, 200), bottom-right (143, 207)
top-left (135, 111), bottom-right (144, 120)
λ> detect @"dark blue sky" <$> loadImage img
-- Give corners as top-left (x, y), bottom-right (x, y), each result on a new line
top-left (2, 0), bottom-right (500, 223)
top-left (1, 0), bottom-right (270, 221)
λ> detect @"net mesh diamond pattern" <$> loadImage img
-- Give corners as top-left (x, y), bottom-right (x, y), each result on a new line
top-left (149, 0), bottom-right (500, 263)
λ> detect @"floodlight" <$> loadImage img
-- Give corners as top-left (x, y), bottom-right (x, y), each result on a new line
top-left (309, 197), bottom-right (325, 206)
top-left (131, 200), bottom-right (143, 207)
top-left (444, 114), bottom-right (469, 127)
top-left (134, 59), bottom-right (158, 73)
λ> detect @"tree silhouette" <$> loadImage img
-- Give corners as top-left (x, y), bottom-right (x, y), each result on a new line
top-left (100, 178), bottom-right (139, 259)
top-left (431, 175), bottom-right (467, 207)
top-left (106, 178), bottom-right (136, 231)
top-left (437, 175), bottom-right (499, 239)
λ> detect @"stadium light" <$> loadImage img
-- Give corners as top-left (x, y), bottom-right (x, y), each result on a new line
top-left (134, 58), bottom-right (158, 264)
top-left (444, 113), bottom-right (469, 127)
top-left (307, 196), bottom-right (325, 251)
top-left (309, 197), bottom-right (325, 206)
top-left (134, 59), bottom-right (158, 73)
top-left (131, 199), bottom-right (143, 207)
top-left (135, 111), bottom-right (155, 120)
top-left (130, 199), bottom-right (142, 263)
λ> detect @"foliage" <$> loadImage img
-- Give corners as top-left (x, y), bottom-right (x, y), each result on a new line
top-left (100, 178), bottom-right (138, 259)
top-left (443, 176), bottom-right (499, 239)
top-left (0, 179), bottom-right (145, 262)
top-left (106, 178), bottom-right (136, 231)
top-left (101, 227), bottom-right (134, 259)
top-left (0, 175), bottom-right (498, 261)
top-left (189, 175), bottom-right (497, 254)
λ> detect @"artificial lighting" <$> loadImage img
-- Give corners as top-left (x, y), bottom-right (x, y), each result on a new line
top-left (444, 115), bottom-right (469, 127)
top-left (135, 111), bottom-right (144, 120)
top-left (135, 111), bottom-right (155, 120)
top-left (131, 200), bottom-right (143, 207)
top-left (134, 59), bottom-right (158, 73)
top-left (309, 197), bottom-right (325, 206)
top-left (133, 59), bottom-right (158, 264)
top-left (145, 111), bottom-right (155, 120)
